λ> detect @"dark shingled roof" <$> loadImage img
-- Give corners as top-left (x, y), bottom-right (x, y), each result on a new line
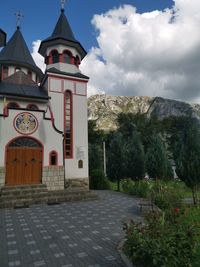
top-left (39, 10), bottom-right (87, 59)
top-left (47, 67), bottom-right (89, 80)
top-left (51, 9), bottom-right (77, 43)
top-left (0, 29), bottom-right (6, 47)
top-left (3, 70), bottom-right (39, 86)
top-left (0, 71), bottom-right (48, 100)
top-left (0, 27), bottom-right (43, 78)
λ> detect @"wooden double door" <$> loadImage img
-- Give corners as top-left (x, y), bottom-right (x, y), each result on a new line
top-left (5, 138), bottom-right (42, 186)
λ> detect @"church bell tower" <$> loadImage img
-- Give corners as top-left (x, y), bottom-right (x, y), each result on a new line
top-left (39, 1), bottom-right (89, 189)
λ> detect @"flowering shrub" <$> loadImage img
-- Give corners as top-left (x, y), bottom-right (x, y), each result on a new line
top-left (124, 211), bottom-right (196, 267)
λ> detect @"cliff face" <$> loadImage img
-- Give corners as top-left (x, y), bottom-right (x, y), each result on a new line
top-left (88, 94), bottom-right (200, 131)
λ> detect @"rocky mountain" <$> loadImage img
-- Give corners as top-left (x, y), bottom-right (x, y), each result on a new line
top-left (88, 94), bottom-right (200, 131)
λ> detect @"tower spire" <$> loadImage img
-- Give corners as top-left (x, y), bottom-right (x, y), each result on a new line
top-left (14, 11), bottom-right (24, 29)
top-left (61, 0), bottom-right (66, 11)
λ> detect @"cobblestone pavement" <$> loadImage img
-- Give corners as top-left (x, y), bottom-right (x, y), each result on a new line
top-left (0, 190), bottom-right (141, 267)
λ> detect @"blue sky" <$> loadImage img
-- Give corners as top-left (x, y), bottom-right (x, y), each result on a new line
top-left (1, 0), bottom-right (200, 103)
top-left (0, 0), bottom-right (173, 51)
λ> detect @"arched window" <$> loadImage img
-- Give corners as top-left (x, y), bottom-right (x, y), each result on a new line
top-left (7, 102), bottom-right (20, 108)
top-left (8, 137), bottom-right (42, 148)
top-left (78, 160), bottom-right (83, 169)
top-left (3, 66), bottom-right (8, 79)
top-left (65, 91), bottom-right (72, 158)
top-left (15, 67), bottom-right (21, 72)
top-left (27, 70), bottom-right (32, 80)
top-left (50, 50), bottom-right (59, 64)
top-left (62, 50), bottom-right (72, 64)
top-left (49, 151), bottom-right (58, 166)
top-left (75, 55), bottom-right (80, 67)
top-left (27, 104), bottom-right (39, 110)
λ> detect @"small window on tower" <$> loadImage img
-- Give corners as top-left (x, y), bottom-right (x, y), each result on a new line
top-left (51, 50), bottom-right (59, 64)
top-left (75, 55), bottom-right (80, 66)
top-left (78, 160), bottom-right (83, 169)
top-left (28, 70), bottom-right (32, 80)
top-left (27, 104), bottom-right (39, 110)
top-left (7, 102), bottom-right (20, 108)
top-left (50, 151), bottom-right (58, 166)
top-left (3, 66), bottom-right (8, 79)
top-left (63, 50), bottom-right (72, 64)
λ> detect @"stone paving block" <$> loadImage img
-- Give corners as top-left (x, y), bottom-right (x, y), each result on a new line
top-left (0, 190), bottom-right (141, 267)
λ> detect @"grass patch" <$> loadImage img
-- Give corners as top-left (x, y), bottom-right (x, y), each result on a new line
top-left (182, 206), bottom-right (200, 267)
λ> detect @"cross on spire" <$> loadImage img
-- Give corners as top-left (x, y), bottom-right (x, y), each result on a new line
top-left (61, 0), bottom-right (66, 11)
top-left (14, 11), bottom-right (24, 29)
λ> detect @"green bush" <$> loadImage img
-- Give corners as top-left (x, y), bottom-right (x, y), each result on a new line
top-left (89, 169), bottom-right (110, 190)
top-left (124, 211), bottom-right (196, 267)
top-left (121, 179), bottom-right (151, 198)
top-left (151, 182), bottom-right (184, 211)
top-left (121, 179), bottom-right (135, 194)
top-left (134, 180), bottom-right (150, 198)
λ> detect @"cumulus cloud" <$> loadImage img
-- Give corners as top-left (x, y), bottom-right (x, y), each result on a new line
top-left (80, 0), bottom-right (200, 102)
top-left (31, 40), bottom-right (45, 72)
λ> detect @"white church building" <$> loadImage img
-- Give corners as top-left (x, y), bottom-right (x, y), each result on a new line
top-left (0, 6), bottom-right (89, 191)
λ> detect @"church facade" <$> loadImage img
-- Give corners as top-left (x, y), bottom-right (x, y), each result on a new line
top-left (0, 8), bottom-right (89, 191)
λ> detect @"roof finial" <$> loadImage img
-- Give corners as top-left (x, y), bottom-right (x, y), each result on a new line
top-left (14, 11), bottom-right (24, 29)
top-left (61, 0), bottom-right (66, 12)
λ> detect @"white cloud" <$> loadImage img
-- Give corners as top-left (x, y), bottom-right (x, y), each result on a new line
top-left (31, 40), bottom-right (45, 73)
top-left (80, 0), bottom-right (200, 102)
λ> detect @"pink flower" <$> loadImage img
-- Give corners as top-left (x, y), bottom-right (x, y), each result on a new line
top-left (173, 208), bottom-right (180, 214)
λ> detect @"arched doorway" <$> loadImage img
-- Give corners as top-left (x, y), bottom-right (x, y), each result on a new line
top-left (5, 137), bottom-right (43, 186)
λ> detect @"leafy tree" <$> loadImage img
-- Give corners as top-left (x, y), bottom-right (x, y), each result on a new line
top-left (125, 131), bottom-right (145, 180)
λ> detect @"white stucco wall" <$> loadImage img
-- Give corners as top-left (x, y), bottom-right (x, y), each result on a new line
top-left (48, 76), bottom-right (88, 179)
top-left (65, 93), bottom-right (88, 179)
top-left (0, 106), bottom-right (63, 167)
top-left (0, 68), bottom-right (89, 186)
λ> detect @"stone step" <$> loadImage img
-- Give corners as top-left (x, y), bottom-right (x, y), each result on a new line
top-left (0, 192), bottom-right (48, 201)
top-left (0, 186), bottom-right (98, 209)
top-left (1, 184), bottom-right (47, 192)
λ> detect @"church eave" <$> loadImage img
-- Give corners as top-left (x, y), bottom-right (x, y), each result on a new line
top-left (0, 83), bottom-right (49, 101)
top-left (0, 60), bottom-right (44, 79)
top-left (46, 67), bottom-right (89, 80)
top-left (39, 38), bottom-right (87, 59)
top-left (0, 92), bottom-right (49, 101)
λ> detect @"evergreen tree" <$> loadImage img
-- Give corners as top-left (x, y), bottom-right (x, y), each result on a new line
top-left (176, 123), bottom-right (200, 204)
top-left (107, 132), bottom-right (126, 191)
top-left (88, 143), bottom-right (103, 174)
top-left (125, 132), bottom-right (145, 180)
top-left (88, 120), bottom-right (105, 174)
top-left (145, 134), bottom-right (168, 180)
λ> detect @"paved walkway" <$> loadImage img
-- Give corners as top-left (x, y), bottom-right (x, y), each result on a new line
top-left (0, 190), bottom-right (141, 267)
